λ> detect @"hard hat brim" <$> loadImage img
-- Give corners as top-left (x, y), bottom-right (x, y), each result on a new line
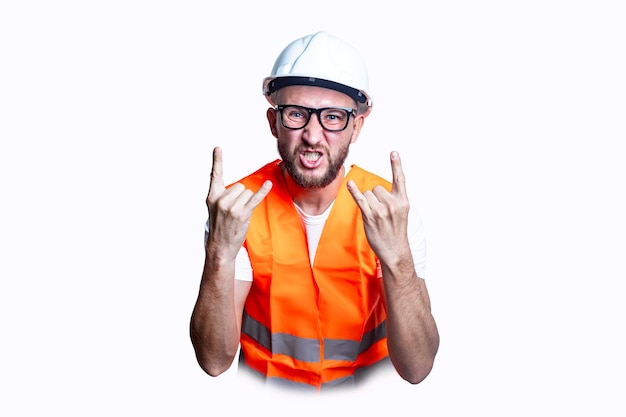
top-left (264, 76), bottom-right (368, 104)
top-left (263, 76), bottom-right (373, 116)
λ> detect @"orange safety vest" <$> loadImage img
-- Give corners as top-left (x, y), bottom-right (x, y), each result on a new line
top-left (236, 161), bottom-right (392, 390)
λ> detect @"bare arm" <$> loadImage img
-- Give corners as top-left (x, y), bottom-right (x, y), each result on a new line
top-left (190, 253), bottom-right (251, 376)
top-left (190, 147), bottom-right (271, 376)
top-left (347, 151), bottom-right (439, 384)
top-left (378, 254), bottom-right (439, 384)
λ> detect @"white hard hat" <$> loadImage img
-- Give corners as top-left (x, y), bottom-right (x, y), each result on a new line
top-left (262, 31), bottom-right (373, 117)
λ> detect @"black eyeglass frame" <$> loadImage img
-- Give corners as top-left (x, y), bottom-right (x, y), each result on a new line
top-left (276, 104), bottom-right (356, 132)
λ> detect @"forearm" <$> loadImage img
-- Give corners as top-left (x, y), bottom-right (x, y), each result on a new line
top-left (190, 247), bottom-right (241, 376)
top-left (381, 255), bottom-right (439, 384)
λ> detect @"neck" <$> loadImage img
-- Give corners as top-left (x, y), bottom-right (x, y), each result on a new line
top-left (282, 166), bottom-right (344, 216)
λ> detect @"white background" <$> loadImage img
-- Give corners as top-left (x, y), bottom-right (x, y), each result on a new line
top-left (1, 1), bottom-right (625, 415)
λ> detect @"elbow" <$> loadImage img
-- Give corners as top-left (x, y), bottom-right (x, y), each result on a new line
top-left (401, 361), bottom-right (435, 385)
top-left (393, 341), bottom-right (439, 384)
top-left (190, 333), bottom-right (238, 377)
top-left (197, 357), bottom-right (232, 377)
top-left (193, 343), bottom-right (237, 377)
top-left (403, 329), bottom-right (440, 384)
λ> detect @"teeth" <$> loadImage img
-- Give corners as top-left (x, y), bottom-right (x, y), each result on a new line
top-left (304, 152), bottom-right (321, 161)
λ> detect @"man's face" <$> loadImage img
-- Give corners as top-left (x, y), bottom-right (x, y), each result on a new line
top-left (267, 85), bottom-right (364, 189)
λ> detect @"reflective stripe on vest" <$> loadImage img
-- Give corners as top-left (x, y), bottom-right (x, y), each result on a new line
top-left (235, 161), bottom-right (392, 388)
top-left (242, 310), bottom-right (387, 362)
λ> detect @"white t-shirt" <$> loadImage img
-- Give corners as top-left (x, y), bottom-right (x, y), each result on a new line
top-left (204, 170), bottom-right (427, 281)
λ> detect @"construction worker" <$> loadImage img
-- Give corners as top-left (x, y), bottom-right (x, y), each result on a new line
top-left (190, 31), bottom-right (439, 392)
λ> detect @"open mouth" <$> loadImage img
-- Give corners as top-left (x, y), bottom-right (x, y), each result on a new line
top-left (300, 151), bottom-right (323, 168)
top-left (303, 151), bottom-right (321, 161)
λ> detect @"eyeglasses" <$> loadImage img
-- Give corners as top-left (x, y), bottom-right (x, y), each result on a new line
top-left (276, 104), bottom-right (356, 132)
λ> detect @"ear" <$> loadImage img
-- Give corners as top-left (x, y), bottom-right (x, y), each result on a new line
top-left (349, 114), bottom-right (365, 144)
top-left (266, 107), bottom-right (279, 138)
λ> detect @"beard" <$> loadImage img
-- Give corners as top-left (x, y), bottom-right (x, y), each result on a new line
top-left (278, 142), bottom-right (350, 189)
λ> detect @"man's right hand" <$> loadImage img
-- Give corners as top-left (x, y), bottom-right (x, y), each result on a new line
top-left (205, 147), bottom-right (272, 259)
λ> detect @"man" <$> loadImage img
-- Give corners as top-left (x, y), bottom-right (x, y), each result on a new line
top-left (190, 31), bottom-right (439, 391)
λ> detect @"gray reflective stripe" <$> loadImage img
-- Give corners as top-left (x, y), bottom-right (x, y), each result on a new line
top-left (241, 313), bottom-right (271, 351)
top-left (242, 312), bottom-right (320, 362)
top-left (358, 320), bottom-right (387, 354)
top-left (243, 311), bottom-right (386, 363)
top-left (324, 320), bottom-right (387, 361)
top-left (273, 332), bottom-right (320, 363)
top-left (324, 338), bottom-right (359, 361)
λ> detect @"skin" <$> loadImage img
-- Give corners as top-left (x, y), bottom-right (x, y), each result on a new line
top-left (190, 85), bottom-right (439, 384)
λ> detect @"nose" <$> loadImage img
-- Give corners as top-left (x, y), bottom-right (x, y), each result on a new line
top-left (302, 113), bottom-right (325, 145)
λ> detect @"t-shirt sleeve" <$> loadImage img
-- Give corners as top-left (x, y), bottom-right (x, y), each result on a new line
top-left (408, 207), bottom-right (427, 279)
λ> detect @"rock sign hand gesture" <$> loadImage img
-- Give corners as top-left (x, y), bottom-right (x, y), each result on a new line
top-left (205, 147), bottom-right (272, 259)
top-left (347, 151), bottom-right (412, 264)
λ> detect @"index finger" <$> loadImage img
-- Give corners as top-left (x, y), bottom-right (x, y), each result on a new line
top-left (390, 151), bottom-right (407, 196)
top-left (209, 146), bottom-right (225, 195)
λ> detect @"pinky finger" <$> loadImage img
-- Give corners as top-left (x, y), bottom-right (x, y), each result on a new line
top-left (246, 180), bottom-right (273, 209)
top-left (347, 180), bottom-right (371, 217)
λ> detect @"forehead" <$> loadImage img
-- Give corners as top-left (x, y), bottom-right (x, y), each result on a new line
top-left (276, 85), bottom-right (356, 108)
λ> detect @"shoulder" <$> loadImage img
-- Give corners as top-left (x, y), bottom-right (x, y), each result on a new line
top-left (229, 160), bottom-right (282, 188)
top-left (346, 165), bottom-right (392, 191)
